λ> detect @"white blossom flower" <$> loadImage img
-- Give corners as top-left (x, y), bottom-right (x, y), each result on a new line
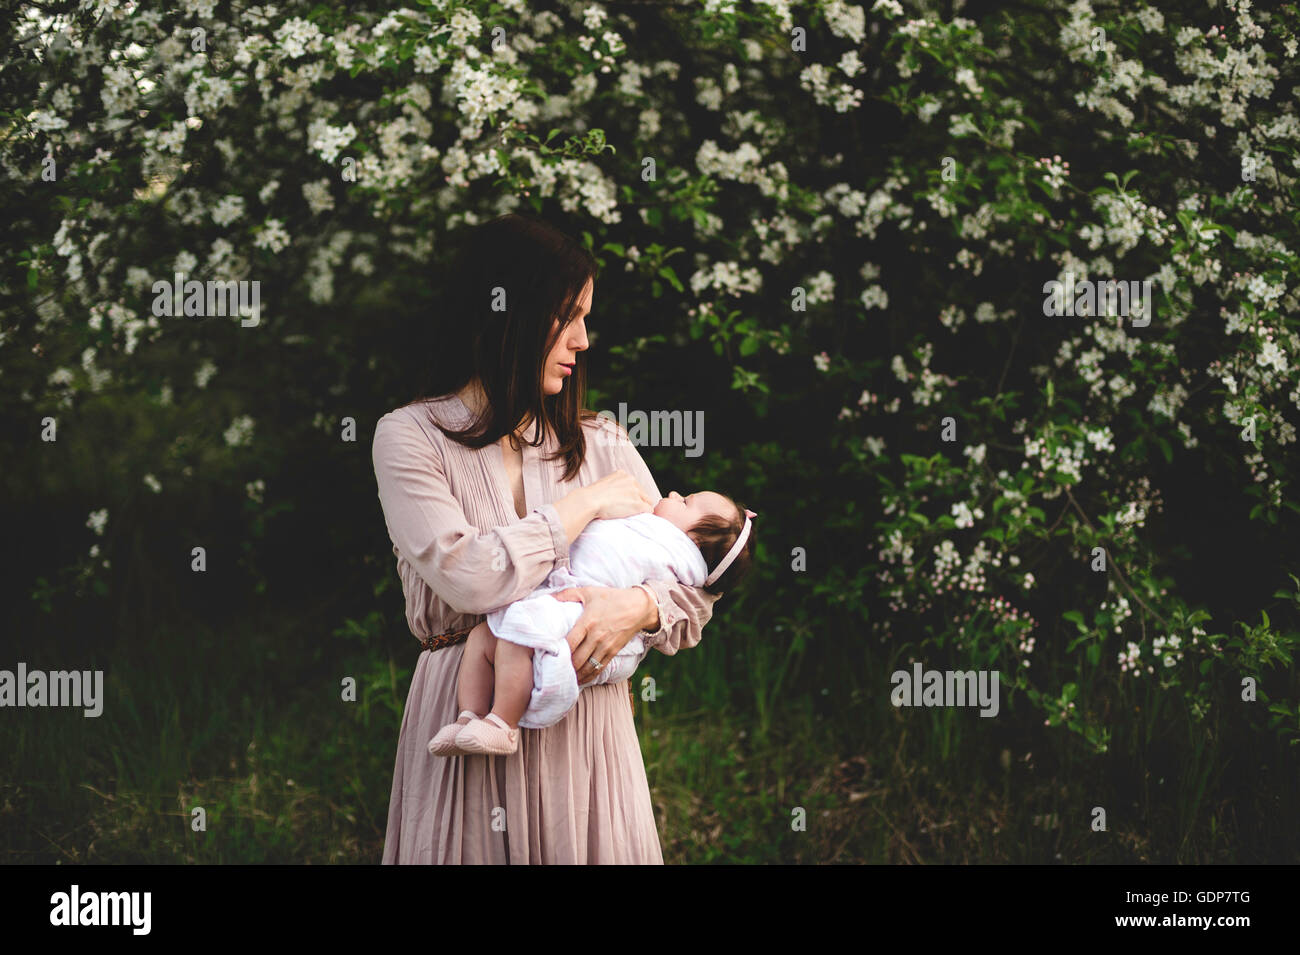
top-left (824, 0), bottom-right (866, 42)
top-left (860, 285), bottom-right (888, 310)
top-left (275, 17), bottom-right (324, 59)
top-left (194, 360), bottom-right (217, 388)
top-left (173, 250), bottom-right (198, 275)
top-left (954, 68), bottom-right (983, 96)
top-left (690, 260), bottom-right (762, 297)
top-left (805, 271), bottom-right (835, 304)
top-left (1136, 6), bottom-right (1164, 32)
top-left (449, 9), bottom-right (481, 45)
top-left (253, 218), bottom-right (290, 254)
top-left (302, 179), bottom-right (334, 215)
top-left (224, 415), bottom-right (255, 448)
top-left (308, 120), bottom-right (357, 164)
top-left (211, 195), bottom-right (246, 227)
top-left (951, 501), bottom-right (984, 528)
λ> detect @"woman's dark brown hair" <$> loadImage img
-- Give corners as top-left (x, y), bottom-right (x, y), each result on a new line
top-left (690, 500), bottom-right (756, 597)
top-left (410, 213), bottom-right (602, 481)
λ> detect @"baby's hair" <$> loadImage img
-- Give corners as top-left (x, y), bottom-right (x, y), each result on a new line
top-left (688, 498), bottom-right (756, 597)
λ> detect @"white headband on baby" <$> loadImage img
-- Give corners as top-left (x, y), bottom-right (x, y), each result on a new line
top-left (704, 508), bottom-right (756, 587)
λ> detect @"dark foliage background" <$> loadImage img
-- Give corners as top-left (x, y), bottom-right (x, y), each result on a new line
top-left (2, 0), bottom-right (1298, 862)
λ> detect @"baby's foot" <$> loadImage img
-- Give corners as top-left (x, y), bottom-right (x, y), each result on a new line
top-left (427, 710), bottom-right (479, 756)
top-left (455, 713), bottom-right (519, 755)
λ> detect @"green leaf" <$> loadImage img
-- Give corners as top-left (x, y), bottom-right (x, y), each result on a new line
top-left (658, 265), bottom-right (684, 292)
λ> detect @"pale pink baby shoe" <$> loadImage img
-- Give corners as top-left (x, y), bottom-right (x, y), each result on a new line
top-left (428, 710), bottom-right (480, 757)
top-left (455, 713), bottom-right (519, 755)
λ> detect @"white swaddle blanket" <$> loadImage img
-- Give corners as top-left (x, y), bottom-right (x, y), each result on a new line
top-left (485, 512), bottom-right (709, 728)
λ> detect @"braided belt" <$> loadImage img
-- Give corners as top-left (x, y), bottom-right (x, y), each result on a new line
top-left (418, 625), bottom-right (476, 653)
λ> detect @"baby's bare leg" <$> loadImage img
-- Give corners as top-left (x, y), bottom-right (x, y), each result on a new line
top-left (456, 622), bottom-right (496, 718)
top-left (490, 639), bottom-right (534, 728)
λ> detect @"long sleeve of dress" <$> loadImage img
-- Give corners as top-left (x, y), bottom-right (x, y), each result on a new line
top-left (372, 409), bottom-right (571, 616)
top-left (604, 419), bottom-right (721, 656)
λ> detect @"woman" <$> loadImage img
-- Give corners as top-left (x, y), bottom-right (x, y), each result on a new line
top-left (372, 213), bottom-right (720, 863)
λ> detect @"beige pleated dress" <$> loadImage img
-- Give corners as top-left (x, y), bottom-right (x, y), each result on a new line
top-left (372, 394), bottom-right (719, 864)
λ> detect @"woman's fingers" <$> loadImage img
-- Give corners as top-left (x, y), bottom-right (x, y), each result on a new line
top-left (556, 586), bottom-right (643, 679)
top-left (572, 627), bottom-right (613, 679)
top-left (565, 615), bottom-right (591, 653)
top-left (576, 629), bottom-right (620, 682)
top-left (593, 471), bottom-right (655, 518)
top-left (555, 587), bottom-right (600, 674)
top-left (552, 588), bottom-right (595, 670)
top-left (572, 632), bottom-right (598, 677)
top-left (631, 476), bottom-right (655, 510)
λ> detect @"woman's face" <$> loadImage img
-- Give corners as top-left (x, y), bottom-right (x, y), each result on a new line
top-left (542, 277), bottom-right (593, 396)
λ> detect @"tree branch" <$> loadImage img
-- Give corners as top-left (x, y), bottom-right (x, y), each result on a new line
top-left (1063, 485), bottom-right (1170, 630)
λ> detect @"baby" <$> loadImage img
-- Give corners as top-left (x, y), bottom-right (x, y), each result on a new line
top-left (428, 490), bottom-right (756, 756)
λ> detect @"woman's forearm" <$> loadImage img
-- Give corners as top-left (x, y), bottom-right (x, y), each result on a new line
top-left (551, 489), bottom-right (598, 548)
top-left (633, 582), bottom-right (660, 631)
top-left (640, 579), bottom-right (720, 655)
top-left (561, 584), bottom-right (664, 684)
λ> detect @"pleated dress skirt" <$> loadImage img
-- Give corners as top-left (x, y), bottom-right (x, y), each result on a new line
top-left (381, 642), bottom-right (664, 864)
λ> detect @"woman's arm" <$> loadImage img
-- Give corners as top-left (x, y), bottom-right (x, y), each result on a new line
top-left (553, 416), bottom-right (722, 682)
top-left (609, 417), bottom-right (722, 654)
top-left (635, 577), bottom-right (719, 656)
top-left (372, 409), bottom-right (582, 616)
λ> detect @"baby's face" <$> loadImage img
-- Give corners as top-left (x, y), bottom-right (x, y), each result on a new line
top-left (654, 490), bottom-right (733, 535)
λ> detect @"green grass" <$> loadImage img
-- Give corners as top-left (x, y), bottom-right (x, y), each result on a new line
top-left (3, 602), bottom-right (1297, 863)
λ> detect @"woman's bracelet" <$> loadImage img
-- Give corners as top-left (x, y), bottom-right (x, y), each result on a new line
top-left (634, 582), bottom-right (660, 633)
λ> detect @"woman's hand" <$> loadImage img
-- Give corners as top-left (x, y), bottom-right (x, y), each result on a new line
top-left (580, 470), bottom-right (657, 520)
top-left (552, 469), bottom-right (656, 548)
top-left (552, 585), bottom-right (658, 684)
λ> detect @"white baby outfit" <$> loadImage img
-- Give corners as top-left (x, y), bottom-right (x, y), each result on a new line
top-left (485, 512), bottom-right (708, 728)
